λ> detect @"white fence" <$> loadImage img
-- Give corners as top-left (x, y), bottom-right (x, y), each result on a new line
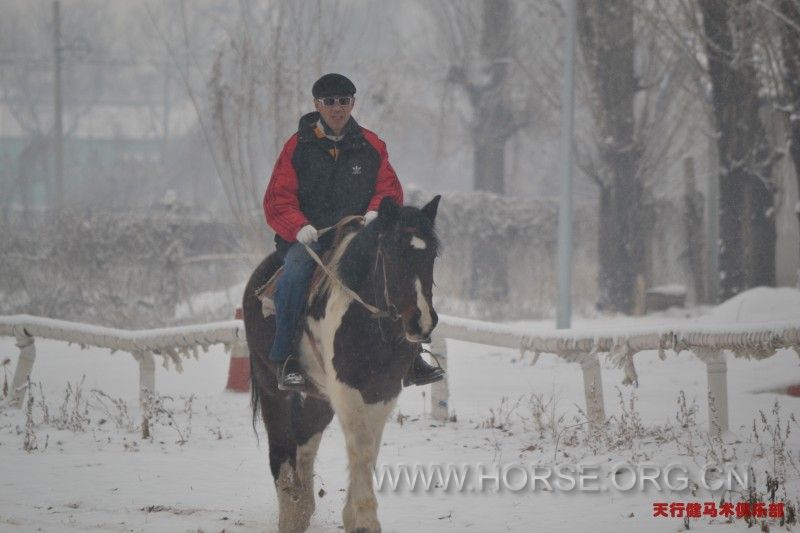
top-left (0, 315), bottom-right (242, 409)
top-left (430, 316), bottom-right (800, 432)
top-left (2, 314), bottom-right (799, 434)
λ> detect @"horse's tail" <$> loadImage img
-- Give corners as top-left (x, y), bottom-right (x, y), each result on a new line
top-left (250, 354), bottom-right (261, 444)
top-left (243, 251), bottom-right (285, 445)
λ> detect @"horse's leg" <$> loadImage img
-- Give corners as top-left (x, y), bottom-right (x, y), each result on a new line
top-left (250, 358), bottom-right (303, 533)
top-left (291, 395), bottom-right (334, 524)
top-left (329, 381), bottom-right (396, 533)
top-left (253, 360), bottom-right (333, 533)
top-left (248, 334), bottom-right (311, 533)
top-left (246, 252), bottom-right (318, 532)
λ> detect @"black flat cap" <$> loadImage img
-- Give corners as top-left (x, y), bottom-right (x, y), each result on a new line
top-left (312, 73), bottom-right (356, 98)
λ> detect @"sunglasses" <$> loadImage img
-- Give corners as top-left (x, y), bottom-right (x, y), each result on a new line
top-left (316, 96), bottom-right (353, 107)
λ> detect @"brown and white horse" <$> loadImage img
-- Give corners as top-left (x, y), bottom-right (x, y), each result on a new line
top-left (243, 196), bottom-right (441, 533)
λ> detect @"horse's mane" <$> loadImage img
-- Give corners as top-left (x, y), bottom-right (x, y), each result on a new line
top-left (337, 221), bottom-right (381, 292)
top-left (306, 221), bottom-right (378, 308)
top-left (338, 206), bottom-right (439, 291)
top-left (309, 205), bottom-right (440, 306)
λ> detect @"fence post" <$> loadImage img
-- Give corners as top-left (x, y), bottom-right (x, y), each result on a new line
top-left (10, 328), bottom-right (36, 408)
top-left (704, 351), bottom-right (729, 433)
top-left (580, 352), bottom-right (606, 429)
top-left (133, 350), bottom-right (155, 405)
top-left (429, 333), bottom-right (449, 422)
top-left (133, 350), bottom-right (156, 438)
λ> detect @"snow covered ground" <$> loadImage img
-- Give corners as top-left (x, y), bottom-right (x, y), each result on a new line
top-left (1, 288), bottom-right (799, 532)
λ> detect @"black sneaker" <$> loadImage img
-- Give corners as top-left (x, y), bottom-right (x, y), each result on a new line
top-left (403, 353), bottom-right (445, 387)
top-left (278, 355), bottom-right (306, 390)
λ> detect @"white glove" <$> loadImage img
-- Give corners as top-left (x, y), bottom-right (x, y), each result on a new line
top-left (364, 210), bottom-right (378, 225)
top-left (296, 224), bottom-right (318, 245)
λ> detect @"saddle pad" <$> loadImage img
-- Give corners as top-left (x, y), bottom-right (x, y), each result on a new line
top-left (254, 268), bottom-right (282, 317)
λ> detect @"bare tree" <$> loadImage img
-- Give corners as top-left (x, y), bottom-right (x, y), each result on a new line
top-left (697, 0), bottom-right (800, 290)
top-left (776, 0), bottom-right (800, 286)
top-left (423, 0), bottom-right (700, 311)
top-left (147, 0), bottom-right (352, 259)
top-left (696, 0), bottom-right (778, 298)
top-left (429, 0), bottom-right (537, 194)
top-left (575, 1), bottom-right (649, 314)
top-left (572, 0), bottom-right (720, 312)
top-left (425, 0), bottom-right (542, 302)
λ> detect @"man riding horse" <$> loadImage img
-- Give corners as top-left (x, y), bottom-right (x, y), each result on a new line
top-left (263, 73), bottom-right (444, 390)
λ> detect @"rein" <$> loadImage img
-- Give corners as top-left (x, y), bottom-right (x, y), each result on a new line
top-left (301, 216), bottom-right (429, 375)
top-left (302, 216), bottom-right (398, 320)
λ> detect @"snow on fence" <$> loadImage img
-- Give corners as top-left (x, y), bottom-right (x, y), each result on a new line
top-left (2, 314), bottom-right (799, 434)
top-left (430, 317), bottom-right (800, 432)
top-left (0, 315), bottom-right (242, 410)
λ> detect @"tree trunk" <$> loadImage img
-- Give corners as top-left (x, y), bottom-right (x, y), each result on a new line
top-left (468, 0), bottom-right (513, 303)
top-left (779, 0), bottom-right (800, 287)
top-left (473, 144), bottom-right (505, 194)
top-left (472, 0), bottom-right (513, 194)
top-left (699, 0), bottom-right (776, 299)
top-left (577, 0), bottom-right (646, 314)
top-left (683, 157), bottom-right (706, 303)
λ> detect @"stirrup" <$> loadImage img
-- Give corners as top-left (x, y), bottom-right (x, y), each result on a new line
top-left (403, 349), bottom-right (446, 387)
top-left (278, 357), bottom-right (306, 390)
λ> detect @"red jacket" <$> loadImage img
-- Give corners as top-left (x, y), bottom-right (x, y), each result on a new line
top-left (264, 112), bottom-right (403, 244)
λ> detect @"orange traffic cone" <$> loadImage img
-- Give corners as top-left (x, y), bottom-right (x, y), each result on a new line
top-left (226, 307), bottom-right (250, 392)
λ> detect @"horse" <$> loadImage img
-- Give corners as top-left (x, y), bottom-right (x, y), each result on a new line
top-left (242, 195), bottom-right (441, 533)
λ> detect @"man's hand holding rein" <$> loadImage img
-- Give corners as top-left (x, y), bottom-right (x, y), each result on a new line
top-left (296, 225), bottom-right (318, 245)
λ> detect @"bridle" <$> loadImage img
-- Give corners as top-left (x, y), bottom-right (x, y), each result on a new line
top-left (302, 216), bottom-right (432, 353)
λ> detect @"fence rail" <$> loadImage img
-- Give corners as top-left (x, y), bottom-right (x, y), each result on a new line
top-left (0, 315), bottom-right (242, 408)
top-left (2, 314), bottom-right (799, 434)
top-left (430, 316), bottom-right (800, 431)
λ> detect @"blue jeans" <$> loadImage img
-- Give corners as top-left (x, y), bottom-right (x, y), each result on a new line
top-left (269, 240), bottom-right (324, 362)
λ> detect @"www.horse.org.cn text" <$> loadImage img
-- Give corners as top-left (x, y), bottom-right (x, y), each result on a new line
top-left (372, 462), bottom-right (751, 493)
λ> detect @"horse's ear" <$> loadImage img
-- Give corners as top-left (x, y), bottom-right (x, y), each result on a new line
top-left (421, 195), bottom-right (441, 223)
top-left (378, 196), bottom-right (400, 226)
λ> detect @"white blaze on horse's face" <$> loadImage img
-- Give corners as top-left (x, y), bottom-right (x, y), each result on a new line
top-left (385, 242), bottom-right (438, 343)
top-left (409, 236), bottom-right (426, 250)
top-left (410, 277), bottom-right (434, 341)
top-left (380, 195), bottom-right (441, 344)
